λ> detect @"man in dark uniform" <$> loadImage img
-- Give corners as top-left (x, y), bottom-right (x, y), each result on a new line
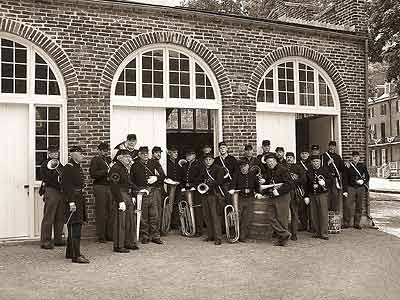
top-left (199, 153), bottom-right (225, 245)
top-left (304, 155), bottom-right (334, 240)
top-left (275, 147), bottom-right (287, 167)
top-left (214, 142), bottom-right (238, 186)
top-left (130, 146), bottom-right (164, 244)
top-left (297, 148), bottom-right (312, 231)
top-left (241, 144), bottom-right (258, 168)
top-left (257, 140), bottom-right (271, 174)
top-left (109, 150), bottom-right (138, 253)
top-left (149, 146), bottom-right (167, 234)
top-left (257, 152), bottom-right (292, 246)
top-left (166, 145), bottom-right (183, 230)
top-left (228, 160), bottom-right (259, 242)
top-left (181, 149), bottom-right (203, 237)
top-left (343, 151), bottom-right (370, 229)
top-left (114, 134), bottom-right (138, 162)
top-left (89, 142), bottom-right (113, 243)
top-left (62, 146), bottom-right (89, 264)
top-left (321, 141), bottom-right (344, 213)
top-left (201, 144), bottom-right (212, 158)
top-left (286, 152), bottom-right (306, 241)
top-left (40, 145), bottom-right (65, 249)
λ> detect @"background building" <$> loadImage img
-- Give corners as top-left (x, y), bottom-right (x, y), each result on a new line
top-left (0, 0), bottom-right (367, 240)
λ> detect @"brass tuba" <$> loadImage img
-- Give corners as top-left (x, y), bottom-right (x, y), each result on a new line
top-left (135, 189), bottom-right (149, 241)
top-left (224, 191), bottom-right (240, 243)
top-left (178, 187), bottom-right (196, 237)
top-left (161, 178), bottom-right (180, 234)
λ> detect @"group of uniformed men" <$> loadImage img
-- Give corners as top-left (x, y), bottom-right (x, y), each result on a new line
top-left (39, 133), bottom-right (370, 264)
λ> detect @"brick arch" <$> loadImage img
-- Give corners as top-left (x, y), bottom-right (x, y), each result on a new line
top-left (100, 31), bottom-right (232, 96)
top-left (0, 18), bottom-right (78, 90)
top-left (248, 45), bottom-right (348, 102)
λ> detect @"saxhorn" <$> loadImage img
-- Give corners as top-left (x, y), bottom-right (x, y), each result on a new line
top-left (178, 187), bottom-right (196, 237)
top-left (161, 178), bottom-right (180, 234)
top-left (178, 159), bottom-right (187, 167)
top-left (224, 190), bottom-right (240, 243)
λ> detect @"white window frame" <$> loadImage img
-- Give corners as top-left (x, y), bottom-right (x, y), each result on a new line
top-left (382, 148), bottom-right (386, 165)
top-left (256, 57), bottom-right (340, 116)
top-left (371, 149), bottom-right (376, 167)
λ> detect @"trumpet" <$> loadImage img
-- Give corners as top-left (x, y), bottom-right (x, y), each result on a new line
top-left (315, 175), bottom-right (327, 192)
top-left (135, 189), bottom-right (149, 241)
top-left (178, 187), bottom-right (196, 237)
top-left (178, 159), bottom-right (187, 167)
top-left (197, 182), bottom-right (210, 195)
top-left (224, 190), bottom-right (240, 243)
top-left (161, 178), bottom-right (180, 234)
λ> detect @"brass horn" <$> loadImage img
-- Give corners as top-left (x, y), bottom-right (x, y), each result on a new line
top-left (161, 179), bottom-right (179, 234)
top-left (47, 159), bottom-right (62, 175)
top-left (197, 182), bottom-right (209, 195)
top-left (135, 189), bottom-right (149, 241)
top-left (178, 188), bottom-right (196, 237)
top-left (178, 159), bottom-right (187, 167)
top-left (224, 191), bottom-right (240, 243)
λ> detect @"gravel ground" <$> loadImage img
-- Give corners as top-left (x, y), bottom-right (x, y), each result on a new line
top-left (0, 229), bottom-right (400, 300)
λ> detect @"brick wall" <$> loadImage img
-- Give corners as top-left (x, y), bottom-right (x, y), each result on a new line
top-left (0, 0), bottom-right (367, 224)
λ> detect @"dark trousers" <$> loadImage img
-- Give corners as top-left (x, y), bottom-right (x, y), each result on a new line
top-left (140, 189), bottom-right (160, 240)
top-left (289, 191), bottom-right (299, 238)
top-left (239, 195), bottom-right (251, 240)
top-left (66, 223), bottom-right (82, 259)
top-left (40, 187), bottom-right (65, 245)
top-left (328, 184), bottom-right (342, 212)
top-left (193, 192), bottom-right (204, 235)
top-left (266, 193), bottom-right (290, 240)
top-left (170, 187), bottom-right (182, 229)
top-left (202, 193), bottom-right (222, 241)
top-left (344, 186), bottom-right (365, 227)
top-left (310, 193), bottom-right (329, 238)
top-left (113, 192), bottom-right (136, 249)
top-left (93, 184), bottom-right (113, 241)
top-left (154, 187), bottom-right (164, 232)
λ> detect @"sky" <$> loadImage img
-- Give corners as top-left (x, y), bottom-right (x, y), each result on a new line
top-left (127, 0), bottom-right (182, 7)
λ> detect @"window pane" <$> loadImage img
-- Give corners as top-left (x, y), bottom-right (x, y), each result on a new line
top-left (15, 64), bottom-right (26, 78)
top-left (1, 79), bottom-right (13, 93)
top-left (153, 56), bottom-right (163, 70)
top-left (287, 81), bottom-right (294, 92)
top-left (206, 87), bottom-right (214, 99)
top-left (2, 63), bottom-right (13, 77)
top-left (167, 109), bottom-right (178, 129)
top-left (169, 58), bottom-right (179, 71)
top-left (115, 82), bottom-right (124, 95)
top-left (181, 109), bottom-right (193, 129)
top-left (35, 80), bottom-right (47, 94)
top-left (196, 109), bottom-right (208, 130)
top-left (180, 72), bottom-right (189, 85)
top-left (35, 64), bottom-right (47, 79)
top-left (49, 137), bottom-right (59, 147)
top-left (1, 48), bottom-right (13, 62)
top-left (142, 71), bottom-right (152, 83)
top-left (170, 85), bottom-right (179, 98)
top-left (15, 79), bottom-right (26, 93)
top-left (36, 122), bottom-right (47, 135)
top-left (35, 54), bottom-right (46, 64)
top-left (196, 74), bottom-right (204, 85)
top-left (300, 94), bottom-right (306, 106)
top-left (181, 86), bottom-right (190, 99)
top-left (257, 91), bottom-right (265, 102)
top-left (180, 59), bottom-right (189, 71)
top-left (170, 72), bottom-right (179, 84)
top-left (153, 71), bottom-right (163, 84)
top-left (1, 39), bottom-right (13, 47)
top-left (154, 85), bottom-right (163, 98)
top-left (196, 87), bottom-right (205, 99)
top-left (126, 83), bottom-right (136, 96)
top-left (49, 122), bottom-right (60, 135)
top-left (266, 78), bottom-right (273, 90)
top-left (36, 136), bottom-right (47, 150)
top-left (49, 107), bottom-right (60, 120)
top-left (266, 91), bottom-right (273, 102)
top-left (36, 151), bottom-right (47, 166)
top-left (49, 81), bottom-right (60, 95)
top-left (287, 93), bottom-right (295, 105)
top-left (299, 70), bottom-right (306, 81)
top-left (142, 84), bottom-right (152, 97)
top-left (125, 69), bottom-right (135, 82)
top-left (142, 56), bottom-right (152, 69)
top-left (278, 67), bottom-right (285, 79)
top-left (279, 92), bottom-right (286, 104)
top-left (36, 107), bottom-right (47, 120)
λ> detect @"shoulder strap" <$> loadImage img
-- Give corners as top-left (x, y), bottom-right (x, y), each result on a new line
top-left (349, 162), bottom-right (363, 178)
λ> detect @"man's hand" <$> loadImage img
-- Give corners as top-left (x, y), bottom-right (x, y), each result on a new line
top-left (328, 158), bottom-right (334, 165)
top-left (147, 176), bottom-right (157, 185)
top-left (228, 189), bottom-right (235, 195)
top-left (318, 179), bottom-right (326, 187)
top-left (259, 178), bottom-right (266, 185)
top-left (132, 197), bottom-right (136, 206)
top-left (255, 193), bottom-right (264, 200)
top-left (356, 179), bottom-right (364, 186)
top-left (304, 197), bottom-right (310, 205)
top-left (119, 202), bottom-right (126, 212)
top-left (343, 192), bottom-right (348, 198)
top-left (272, 189), bottom-right (279, 196)
top-left (69, 202), bottom-right (76, 212)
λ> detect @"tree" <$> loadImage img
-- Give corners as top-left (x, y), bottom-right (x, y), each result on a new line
top-left (368, 0), bottom-right (400, 93)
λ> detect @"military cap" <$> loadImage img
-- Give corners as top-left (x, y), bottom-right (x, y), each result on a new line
top-left (97, 142), bottom-right (109, 151)
top-left (202, 144), bottom-right (212, 150)
top-left (275, 147), bottom-right (284, 152)
top-left (138, 146), bottom-right (149, 153)
top-left (70, 146), bottom-right (82, 153)
top-left (262, 140), bottom-right (270, 146)
top-left (310, 155), bottom-right (321, 160)
top-left (352, 151), bottom-right (360, 156)
top-left (168, 145), bottom-right (178, 151)
top-left (218, 141), bottom-right (227, 148)
top-left (152, 146), bottom-right (162, 153)
top-left (239, 159), bottom-right (250, 167)
top-left (311, 145), bottom-right (320, 151)
top-left (244, 144), bottom-right (253, 151)
top-left (203, 153), bottom-right (214, 160)
top-left (116, 149), bottom-right (130, 157)
top-left (126, 134), bottom-right (137, 141)
top-left (185, 148), bottom-right (196, 155)
top-left (264, 152), bottom-right (277, 160)
top-left (285, 152), bottom-right (295, 158)
top-left (47, 145), bottom-right (59, 152)
top-left (328, 141), bottom-right (337, 146)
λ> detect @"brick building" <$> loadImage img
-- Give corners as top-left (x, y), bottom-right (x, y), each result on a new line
top-left (368, 82), bottom-right (400, 177)
top-left (0, 0), bottom-right (368, 240)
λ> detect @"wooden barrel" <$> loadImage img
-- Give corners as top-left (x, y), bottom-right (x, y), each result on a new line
top-left (248, 198), bottom-right (272, 240)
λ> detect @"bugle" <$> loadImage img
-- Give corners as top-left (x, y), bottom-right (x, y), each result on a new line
top-left (178, 187), bottom-right (196, 237)
top-left (136, 189), bottom-right (149, 241)
top-left (224, 190), bottom-right (240, 243)
top-left (161, 178), bottom-right (180, 234)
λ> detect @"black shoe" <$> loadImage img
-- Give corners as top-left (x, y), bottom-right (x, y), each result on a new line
top-left (151, 238), bottom-right (163, 245)
top-left (312, 234), bottom-right (321, 239)
top-left (354, 225), bottom-right (362, 230)
top-left (113, 248), bottom-right (130, 253)
top-left (72, 256), bottom-right (90, 263)
top-left (141, 238), bottom-right (150, 244)
top-left (341, 225), bottom-right (350, 229)
top-left (320, 236), bottom-right (329, 240)
top-left (277, 233), bottom-right (291, 246)
top-left (214, 240), bottom-right (222, 245)
top-left (160, 232), bottom-right (168, 237)
top-left (125, 244), bottom-right (139, 250)
top-left (291, 235), bottom-right (298, 241)
top-left (194, 232), bottom-right (202, 237)
top-left (203, 237), bottom-right (214, 242)
top-left (54, 241), bottom-right (66, 247)
top-left (97, 239), bottom-right (107, 244)
top-left (40, 243), bottom-right (54, 250)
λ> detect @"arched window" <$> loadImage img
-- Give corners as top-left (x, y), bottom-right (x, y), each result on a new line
top-left (111, 45), bottom-right (220, 109)
top-left (256, 58), bottom-right (338, 114)
top-left (0, 35), bottom-right (65, 181)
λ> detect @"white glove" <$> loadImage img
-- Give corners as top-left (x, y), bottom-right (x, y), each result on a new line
top-left (318, 179), bottom-right (326, 187)
top-left (343, 192), bottom-right (348, 198)
top-left (119, 202), bottom-right (126, 212)
top-left (147, 176), bottom-right (158, 185)
top-left (69, 202), bottom-right (76, 212)
top-left (132, 197), bottom-right (136, 206)
top-left (272, 189), bottom-right (279, 196)
top-left (328, 158), bottom-right (334, 165)
top-left (356, 179), bottom-right (364, 185)
top-left (313, 184), bottom-right (319, 190)
top-left (259, 178), bottom-right (266, 185)
top-left (255, 193), bottom-right (264, 200)
top-left (228, 189), bottom-right (235, 195)
top-left (304, 197), bottom-right (310, 205)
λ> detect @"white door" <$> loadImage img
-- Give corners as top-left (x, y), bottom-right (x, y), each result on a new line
top-left (111, 106), bottom-right (167, 168)
top-left (0, 103), bottom-right (30, 239)
top-left (256, 111), bottom-right (296, 154)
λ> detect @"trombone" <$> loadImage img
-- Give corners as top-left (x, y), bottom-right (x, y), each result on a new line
top-left (178, 187), bottom-right (196, 237)
top-left (224, 190), bottom-right (240, 243)
top-left (161, 178), bottom-right (180, 234)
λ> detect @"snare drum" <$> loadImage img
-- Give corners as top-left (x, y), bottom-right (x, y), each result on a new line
top-left (328, 211), bottom-right (341, 234)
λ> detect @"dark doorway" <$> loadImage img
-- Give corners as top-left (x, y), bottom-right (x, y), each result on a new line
top-left (166, 108), bottom-right (214, 158)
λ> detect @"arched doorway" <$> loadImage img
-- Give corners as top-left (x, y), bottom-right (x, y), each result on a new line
top-left (255, 57), bottom-right (341, 155)
top-left (0, 33), bottom-right (66, 240)
top-left (110, 44), bottom-right (222, 166)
